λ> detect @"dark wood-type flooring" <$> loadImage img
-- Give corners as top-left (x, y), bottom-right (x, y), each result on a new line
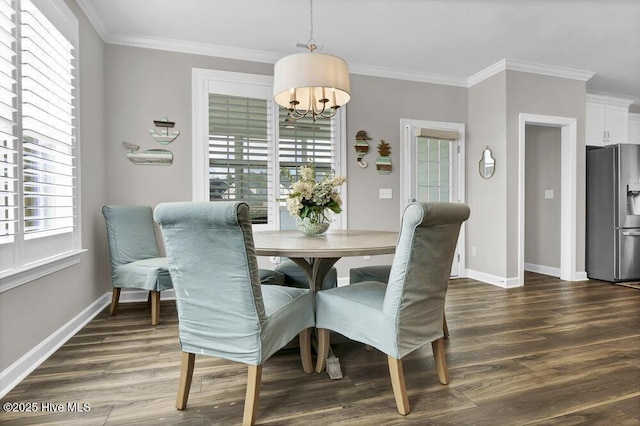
top-left (2, 272), bottom-right (639, 425)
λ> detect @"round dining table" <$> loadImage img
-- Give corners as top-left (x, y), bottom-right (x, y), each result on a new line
top-left (252, 229), bottom-right (398, 293)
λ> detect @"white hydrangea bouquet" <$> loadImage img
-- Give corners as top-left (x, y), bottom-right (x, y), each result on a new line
top-left (282, 164), bottom-right (346, 235)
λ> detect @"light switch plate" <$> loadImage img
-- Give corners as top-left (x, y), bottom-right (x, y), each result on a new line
top-left (379, 188), bottom-right (392, 199)
top-left (545, 189), bottom-right (554, 199)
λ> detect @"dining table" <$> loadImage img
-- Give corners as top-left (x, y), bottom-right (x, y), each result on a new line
top-left (252, 229), bottom-right (398, 294)
top-left (253, 229), bottom-right (398, 379)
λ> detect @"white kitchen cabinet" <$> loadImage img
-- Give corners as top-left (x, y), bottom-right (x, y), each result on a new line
top-left (628, 113), bottom-right (640, 145)
top-left (585, 94), bottom-right (633, 146)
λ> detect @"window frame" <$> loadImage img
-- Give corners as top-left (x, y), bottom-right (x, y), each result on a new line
top-left (192, 68), bottom-right (347, 231)
top-left (0, 0), bottom-right (83, 294)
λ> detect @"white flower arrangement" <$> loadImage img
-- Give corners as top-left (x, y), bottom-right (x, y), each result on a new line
top-left (282, 164), bottom-right (346, 224)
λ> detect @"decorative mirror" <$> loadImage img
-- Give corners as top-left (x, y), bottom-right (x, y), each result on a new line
top-left (479, 146), bottom-right (495, 179)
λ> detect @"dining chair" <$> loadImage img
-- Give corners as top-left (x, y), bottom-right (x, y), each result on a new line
top-left (154, 201), bottom-right (315, 426)
top-left (315, 202), bottom-right (470, 415)
top-left (102, 205), bottom-right (173, 325)
top-left (349, 265), bottom-right (450, 337)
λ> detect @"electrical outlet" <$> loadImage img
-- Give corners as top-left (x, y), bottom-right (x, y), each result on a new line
top-left (471, 246), bottom-right (477, 256)
top-left (364, 255), bottom-right (371, 260)
top-left (545, 189), bottom-right (554, 199)
top-left (379, 188), bottom-right (392, 199)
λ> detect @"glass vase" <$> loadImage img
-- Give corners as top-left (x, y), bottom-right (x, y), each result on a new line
top-left (296, 215), bottom-right (330, 236)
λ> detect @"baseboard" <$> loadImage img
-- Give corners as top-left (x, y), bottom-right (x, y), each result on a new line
top-left (524, 262), bottom-right (561, 278)
top-left (0, 288), bottom-right (176, 399)
top-left (467, 269), bottom-right (522, 288)
top-left (0, 292), bottom-right (110, 399)
top-left (574, 271), bottom-right (588, 281)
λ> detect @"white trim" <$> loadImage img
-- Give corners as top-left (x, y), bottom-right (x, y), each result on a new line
top-left (75, 0), bottom-right (108, 40)
top-left (466, 269), bottom-right (521, 288)
top-left (399, 119), bottom-right (466, 276)
top-left (468, 58), bottom-right (595, 88)
top-left (574, 271), bottom-right (588, 281)
top-left (348, 62), bottom-right (468, 87)
top-left (0, 289), bottom-right (176, 399)
top-left (586, 93), bottom-right (636, 108)
top-left (0, 249), bottom-right (86, 294)
top-left (518, 114), bottom-right (578, 286)
top-left (0, 292), bottom-right (109, 399)
top-left (524, 262), bottom-right (561, 278)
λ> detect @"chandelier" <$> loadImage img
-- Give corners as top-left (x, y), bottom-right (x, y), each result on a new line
top-left (273, 0), bottom-right (351, 121)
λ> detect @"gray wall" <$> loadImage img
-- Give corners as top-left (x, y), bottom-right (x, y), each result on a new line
top-left (467, 72), bottom-right (508, 277)
top-left (104, 45), bottom-right (468, 274)
top-left (525, 125), bottom-right (561, 269)
top-left (505, 71), bottom-right (587, 277)
top-left (0, 0), bottom-right (107, 373)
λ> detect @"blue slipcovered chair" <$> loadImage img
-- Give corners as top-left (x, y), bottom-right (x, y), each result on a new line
top-left (350, 265), bottom-right (450, 337)
top-left (102, 205), bottom-right (172, 325)
top-left (315, 202), bottom-right (470, 415)
top-left (154, 201), bottom-right (315, 426)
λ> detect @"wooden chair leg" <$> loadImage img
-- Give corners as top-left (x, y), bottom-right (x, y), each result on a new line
top-left (176, 352), bottom-right (195, 410)
top-left (150, 291), bottom-right (161, 325)
top-left (243, 364), bottom-right (262, 426)
top-left (109, 287), bottom-right (121, 315)
top-left (387, 355), bottom-right (410, 415)
top-left (431, 338), bottom-right (450, 384)
top-left (315, 328), bottom-right (331, 373)
top-left (299, 328), bottom-right (313, 374)
top-left (443, 312), bottom-right (450, 338)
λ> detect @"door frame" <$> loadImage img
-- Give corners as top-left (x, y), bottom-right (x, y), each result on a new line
top-left (400, 119), bottom-right (466, 276)
top-left (518, 113), bottom-right (578, 285)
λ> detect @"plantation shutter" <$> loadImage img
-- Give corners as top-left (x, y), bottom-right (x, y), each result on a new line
top-left (208, 94), bottom-right (271, 224)
top-left (0, 0), bottom-right (17, 271)
top-left (21, 0), bottom-right (76, 241)
top-left (278, 108), bottom-right (334, 182)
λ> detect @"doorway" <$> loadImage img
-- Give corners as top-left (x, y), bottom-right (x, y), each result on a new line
top-left (518, 113), bottom-right (578, 285)
top-left (401, 119), bottom-right (466, 276)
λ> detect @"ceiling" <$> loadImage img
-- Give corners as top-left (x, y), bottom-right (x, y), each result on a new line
top-left (77, 0), bottom-right (640, 103)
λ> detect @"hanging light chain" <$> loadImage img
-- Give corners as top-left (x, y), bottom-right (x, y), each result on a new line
top-left (308, 0), bottom-right (316, 52)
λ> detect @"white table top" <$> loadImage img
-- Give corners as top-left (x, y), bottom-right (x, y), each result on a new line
top-left (253, 229), bottom-right (398, 258)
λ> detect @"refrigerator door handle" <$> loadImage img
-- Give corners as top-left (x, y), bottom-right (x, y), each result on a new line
top-left (622, 231), bottom-right (640, 236)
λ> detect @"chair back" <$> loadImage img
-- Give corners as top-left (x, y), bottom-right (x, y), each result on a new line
top-left (154, 201), bottom-right (267, 364)
top-left (102, 205), bottom-right (161, 270)
top-left (383, 202), bottom-right (470, 357)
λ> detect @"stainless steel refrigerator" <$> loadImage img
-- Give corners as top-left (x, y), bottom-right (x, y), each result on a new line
top-left (587, 144), bottom-right (640, 282)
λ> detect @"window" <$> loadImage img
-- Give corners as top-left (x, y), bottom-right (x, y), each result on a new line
top-left (193, 69), bottom-right (346, 230)
top-left (0, 0), bottom-right (80, 290)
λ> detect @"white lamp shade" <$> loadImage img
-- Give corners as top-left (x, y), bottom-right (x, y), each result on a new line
top-left (273, 52), bottom-right (351, 111)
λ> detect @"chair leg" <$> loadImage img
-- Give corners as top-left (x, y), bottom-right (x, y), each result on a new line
top-left (315, 328), bottom-right (331, 373)
top-left (431, 338), bottom-right (450, 385)
top-left (243, 364), bottom-right (262, 426)
top-left (176, 352), bottom-right (195, 410)
top-left (109, 287), bottom-right (121, 316)
top-left (387, 355), bottom-right (410, 415)
top-left (443, 312), bottom-right (450, 338)
top-left (299, 328), bottom-right (313, 374)
top-left (150, 291), bottom-right (161, 325)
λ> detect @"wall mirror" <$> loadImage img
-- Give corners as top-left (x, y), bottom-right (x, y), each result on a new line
top-left (479, 146), bottom-right (495, 179)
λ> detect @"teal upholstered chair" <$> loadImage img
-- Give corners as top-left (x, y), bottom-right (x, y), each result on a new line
top-left (350, 265), bottom-right (450, 337)
top-left (102, 205), bottom-right (172, 325)
top-left (315, 202), bottom-right (470, 415)
top-left (154, 201), bottom-right (315, 426)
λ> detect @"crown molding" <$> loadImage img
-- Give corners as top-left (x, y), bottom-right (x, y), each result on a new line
top-left (106, 34), bottom-right (282, 64)
top-left (467, 58), bottom-right (595, 88)
top-left (348, 63), bottom-right (468, 87)
top-left (75, 0), bottom-right (108, 40)
top-left (586, 92), bottom-right (636, 108)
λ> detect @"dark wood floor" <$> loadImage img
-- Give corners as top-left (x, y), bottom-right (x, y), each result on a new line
top-left (2, 273), bottom-right (639, 425)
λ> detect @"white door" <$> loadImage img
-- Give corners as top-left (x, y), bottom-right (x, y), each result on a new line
top-left (401, 120), bottom-right (465, 277)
